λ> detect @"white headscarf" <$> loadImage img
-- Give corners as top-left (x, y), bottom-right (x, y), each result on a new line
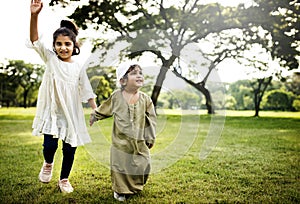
top-left (116, 61), bottom-right (138, 87)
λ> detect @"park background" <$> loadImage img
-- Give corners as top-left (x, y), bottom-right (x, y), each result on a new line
top-left (0, 0), bottom-right (299, 203)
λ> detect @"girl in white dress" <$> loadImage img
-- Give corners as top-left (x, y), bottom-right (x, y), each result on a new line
top-left (28, 0), bottom-right (97, 193)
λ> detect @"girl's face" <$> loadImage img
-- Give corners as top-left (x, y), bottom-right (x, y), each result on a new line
top-left (124, 67), bottom-right (144, 90)
top-left (54, 35), bottom-right (74, 62)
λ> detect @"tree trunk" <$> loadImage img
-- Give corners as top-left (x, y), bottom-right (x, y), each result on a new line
top-left (172, 70), bottom-right (215, 114)
top-left (196, 83), bottom-right (214, 114)
top-left (252, 76), bottom-right (273, 117)
top-left (254, 89), bottom-right (260, 117)
top-left (151, 66), bottom-right (169, 107)
top-left (23, 89), bottom-right (29, 108)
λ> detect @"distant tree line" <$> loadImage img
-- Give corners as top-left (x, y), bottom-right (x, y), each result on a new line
top-left (1, 59), bottom-right (299, 112)
top-left (156, 73), bottom-right (300, 112)
top-left (226, 74), bottom-right (300, 111)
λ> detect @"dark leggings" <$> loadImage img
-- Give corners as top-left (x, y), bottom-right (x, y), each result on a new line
top-left (43, 134), bottom-right (77, 180)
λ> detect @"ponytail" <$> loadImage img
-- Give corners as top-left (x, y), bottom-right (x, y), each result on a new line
top-left (60, 20), bottom-right (78, 36)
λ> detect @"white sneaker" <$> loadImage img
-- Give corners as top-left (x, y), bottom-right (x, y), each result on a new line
top-left (38, 161), bottom-right (53, 183)
top-left (114, 192), bottom-right (126, 202)
top-left (58, 179), bottom-right (74, 193)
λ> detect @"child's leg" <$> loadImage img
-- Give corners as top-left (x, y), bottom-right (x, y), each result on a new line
top-left (43, 134), bottom-right (58, 163)
top-left (39, 134), bottom-right (57, 183)
top-left (60, 141), bottom-right (77, 180)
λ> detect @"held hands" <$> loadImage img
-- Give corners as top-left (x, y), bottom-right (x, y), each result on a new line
top-left (146, 142), bottom-right (154, 149)
top-left (89, 111), bottom-right (97, 126)
top-left (30, 0), bottom-right (43, 15)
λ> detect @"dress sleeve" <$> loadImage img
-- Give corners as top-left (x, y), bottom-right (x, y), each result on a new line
top-left (79, 68), bottom-right (97, 103)
top-left (144, 96), bottom-right (156, 144)
top-left (94, 93), bottom-right (114, 120)
top-left (26, 39), bottom-right (52, 63)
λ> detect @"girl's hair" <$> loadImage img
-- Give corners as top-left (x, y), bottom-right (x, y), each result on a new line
top-left (53, 20), bottom-right (80, 55)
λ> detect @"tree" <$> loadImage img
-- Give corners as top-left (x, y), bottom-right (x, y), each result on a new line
top-left (250, 76), bottom-right (271, 115)
top-left (293, 96), bottom-right (300, 111)
top-left (262, 89), bottom-right (294, 111)
top-left (224, 95), bottom-right (237, 110)
top-left (49, 0), bottom-right (299, 115)
top-left (285, 72), bottom-right (300, 96)
top-left (172, 69), bottom-right (214, 113)
top-left (228, 80), bottom-right (252, 110)
top-left (172, 90), bottom-right (201, 110)
top-left (241, 0), bottom-right (299, 71)
top-left (49, 0), bottom-right (246, 114)
top-left (86, 65), bottom-right (115, 105)
top-left (0, 60), bottom-right (44, 108)
top-left (0, 73), bottom-right (16, 107)
top-left (235, 0), bottom-right (299, 116)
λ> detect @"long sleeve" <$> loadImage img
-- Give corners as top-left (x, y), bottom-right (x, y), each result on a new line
top-left (26, 39), bottom-right (52, 63)
top-left (144, 96), bottom-right (156, 144)
top-left (79, 68), bottom-right (96, 103)
top-left (94, 94), bottom-right (113, 120)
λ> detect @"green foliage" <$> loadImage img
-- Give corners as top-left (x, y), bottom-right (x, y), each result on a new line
top-left (228, 80), bottom-right (253, 110)
top-left (86, 65), bottom-right (116, 105)
top-left (56, 0), bottom-right (299, 73)
top-left (0, 108), bottom-right (299, 203)
top-left (293, 96), bottom-right (300, 111)
top-left (239, 0), bottom-right (299, 70)
top-left (0, 60), bottom-right (44, 108)
top-left (262, 89), bottom-right (295, 111)
top-left (0, 73), bottom-right (17, 107)
top-left (243, 95), bottom-right (254, 110)
top-left (285, 72), bottom-right (300, 96)
top-left (173, 90), bottom-right (201, 110)
top-left (86, 65), bottom-right (155, 105)
top-left (157, 92), bottom-right (174, 109)
top-left (224, 95), bottom-right (237, 110)
top-left (48, 0), bottom-right (299, 116)
top-left (228, 78), bottom-right (299, 112)
top-left (158, 88), bottom-right (201, 110)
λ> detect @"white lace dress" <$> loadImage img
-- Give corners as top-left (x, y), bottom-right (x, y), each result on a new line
top-left (27, 39), bottom-right (96, 147)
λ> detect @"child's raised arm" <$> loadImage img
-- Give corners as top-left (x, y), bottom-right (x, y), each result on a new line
top-left (30, 0), bottom-right (43, 43)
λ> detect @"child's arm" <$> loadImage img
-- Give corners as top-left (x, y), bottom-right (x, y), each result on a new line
top-left (90, 94), bottom-right (114, 126)
top-left (88, 98), bottom-right (97, 110)
top-left (88, 98), bottom-right (97, 126)
top-left (145, 97), bottom-right (157, 149)
top-left (30, 0), bottom-right (43, 43)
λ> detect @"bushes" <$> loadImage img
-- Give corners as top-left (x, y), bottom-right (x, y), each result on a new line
top-left (292, 96), bottom-right (300, 111)
top-left (262, 90), bottom-right (295, 111)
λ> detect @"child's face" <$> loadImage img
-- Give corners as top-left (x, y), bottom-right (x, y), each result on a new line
top-left (124, 67), bottom-right (144, 89)
top-left (54, 35), bottom-right (74, 62)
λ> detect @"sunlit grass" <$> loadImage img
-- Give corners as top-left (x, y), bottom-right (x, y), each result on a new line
top-left (158, 108), bottom-right (300, 118)
top-left (0, 108), bottom-right (299, 203)
top-left (224, 110), bottom-right (300, 118)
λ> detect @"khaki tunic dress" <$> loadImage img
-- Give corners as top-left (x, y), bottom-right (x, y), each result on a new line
top-left (95, 89), bottom-right (156, 194)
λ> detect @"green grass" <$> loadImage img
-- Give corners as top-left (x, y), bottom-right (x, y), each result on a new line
top-left (0, 108), bottom-right (299, 203)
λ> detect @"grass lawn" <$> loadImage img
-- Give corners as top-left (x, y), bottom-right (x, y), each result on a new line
top-left (0, 108), bottom-right (299, 203)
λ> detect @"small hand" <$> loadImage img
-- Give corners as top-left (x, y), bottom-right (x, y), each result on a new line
top-left (30, 0), bottom-right (43, 15)
top-left (89, 112), bottom-right (97, 126)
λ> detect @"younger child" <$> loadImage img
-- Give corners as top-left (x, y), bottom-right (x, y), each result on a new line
top-left (28, 0), bottom-right (97, 193)
top-left (90, 63), bottom-right (156, 201)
